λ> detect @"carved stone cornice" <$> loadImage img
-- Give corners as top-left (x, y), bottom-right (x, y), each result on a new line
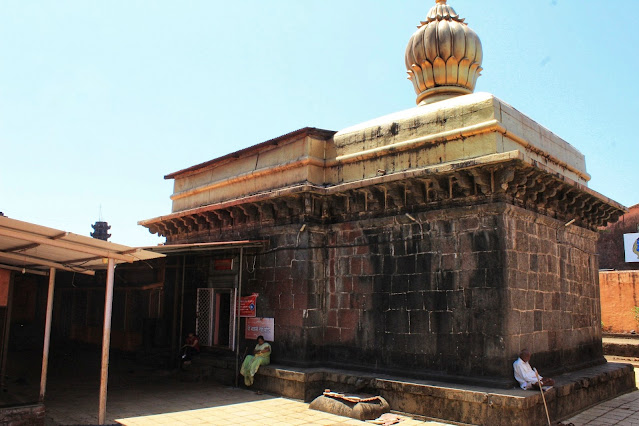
top-left (140, 153), bottom-right (625, 242)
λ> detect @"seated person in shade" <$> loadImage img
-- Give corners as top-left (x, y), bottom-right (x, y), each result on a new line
top-left (240, 335), bottom-right (271, 387)
top-left (513, 349), bottom-right (555, 390)
top-left (180, 332), bottom-right (200, 366)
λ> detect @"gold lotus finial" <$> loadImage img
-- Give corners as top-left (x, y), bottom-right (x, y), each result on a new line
top-left (405, 1), bottom-right (483, 105)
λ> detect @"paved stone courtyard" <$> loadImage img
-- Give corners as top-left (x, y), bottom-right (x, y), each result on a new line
top-left (116, 395), bottom-right (441, 426)
top-left (561, 390), bottom-right (639, 426)
top-left (44, 363), bottom-right (446, 425)
top-left (39, 351), bottom-right (638, 426)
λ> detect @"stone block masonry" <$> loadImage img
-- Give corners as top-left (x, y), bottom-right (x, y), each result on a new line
top-left (139, 109), bottom-right (624, 390)
top-left (197, 200), bottom-right (604, 387)
top-left (318, 203), bottom-right (603, 386)
top-left (246, 224), bottom-right (328, 367)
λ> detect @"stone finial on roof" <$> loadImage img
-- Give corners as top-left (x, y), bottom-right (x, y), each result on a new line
top-left (405, 0), bottom-right (483, 105)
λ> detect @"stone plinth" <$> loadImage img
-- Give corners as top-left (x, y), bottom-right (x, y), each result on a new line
top-left (239, 362), bottom-right (635, 426)
top-left (603, 336), bottom-right (639, 358)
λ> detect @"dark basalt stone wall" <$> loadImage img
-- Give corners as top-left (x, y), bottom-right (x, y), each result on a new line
top-left (322, 204), bottom-right (508, 383)
top-left (180, 201), bottom-right (603, 387)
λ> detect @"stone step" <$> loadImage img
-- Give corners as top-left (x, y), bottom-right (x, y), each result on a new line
top-left (605, 355), bottom-right (639, 368)
top-left (603, 337), bottom-right (639, 358)
top-left (248, 362), bottom-right (635, 426)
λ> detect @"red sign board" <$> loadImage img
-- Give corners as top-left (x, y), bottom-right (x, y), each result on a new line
top-left (239, 293), bottom-right (258, 317)
top-left (214, 259), bottom-right (234, 270)
top-left (245, 317), bottom-right (274, 341)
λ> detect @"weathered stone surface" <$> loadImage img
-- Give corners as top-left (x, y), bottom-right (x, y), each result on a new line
top-left (0, 404), bottom-right (45, 426)
top-left (151, 199), bottom-right (610, 386)
top-left (603, 337), bottom-right (639, 358)
top-left (309, 394), bottom-right (390, 420)
top-left (255, 202), bottom-right (602, 384)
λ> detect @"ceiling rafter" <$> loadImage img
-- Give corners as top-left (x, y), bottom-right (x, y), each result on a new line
top-left (0, 251), bottom-right (95, 276)
top-left (0, 227), bottom-right (135, 262)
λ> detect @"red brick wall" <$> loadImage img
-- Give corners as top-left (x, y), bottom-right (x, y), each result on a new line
top-left (600, 271), bottom-right (639, 333)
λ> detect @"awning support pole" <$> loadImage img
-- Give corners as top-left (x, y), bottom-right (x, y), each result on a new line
top-left (178, 255), bottom-right (185, 357)
top-left (0, 273), bottom-right (15, 391)
top-left (98, 258), bottom-right (116, 425)
top-left (170, 262), bottom-right (180, 364)
top-left (39, 267), bottom-right (56, 403)
top-left (234, 247), bottom-right (244, 388)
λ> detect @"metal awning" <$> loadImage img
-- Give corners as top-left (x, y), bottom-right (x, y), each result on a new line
top-left (0, 216), bottom-right (164, 276)
top-left (0, 215), bottom-right (165, 424)
top-left (141, 240), bottom-right (267, 255)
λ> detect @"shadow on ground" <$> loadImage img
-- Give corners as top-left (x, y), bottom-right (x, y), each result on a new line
top-left (29, 345), bottom-right (269, 425)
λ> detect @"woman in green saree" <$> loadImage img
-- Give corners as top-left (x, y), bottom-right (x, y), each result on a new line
top-left (240, 336), bottom-right (271, 387)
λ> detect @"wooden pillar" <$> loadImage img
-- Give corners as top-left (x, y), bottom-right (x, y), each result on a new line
top-left (39, 267), bottom-right (56, 402)
top-left (98, 259), bottom-right (116, 425)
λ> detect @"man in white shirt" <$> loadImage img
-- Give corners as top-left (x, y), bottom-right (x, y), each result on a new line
top-left (513, 349), bottom-right (555, 390)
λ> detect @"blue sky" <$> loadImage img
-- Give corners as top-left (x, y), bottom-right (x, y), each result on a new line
top-left (1, 1), bottom-right (637, 246)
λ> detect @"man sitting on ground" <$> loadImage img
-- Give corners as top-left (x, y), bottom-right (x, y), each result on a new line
top-left (180, 332), bottom-right (200, 368)
top-left (513, 349), bottom-right (555, 390)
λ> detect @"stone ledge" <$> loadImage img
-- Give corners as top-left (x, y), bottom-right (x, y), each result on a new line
top-left (603, 336), bottom-right (639, 358)
top-left (0, 404), bottom-right (45, 425)
top-left (247, 362), bottom-right (635, 426)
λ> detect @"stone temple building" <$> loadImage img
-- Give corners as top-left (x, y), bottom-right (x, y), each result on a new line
top-left (140, 1), bottom-right (634, 423)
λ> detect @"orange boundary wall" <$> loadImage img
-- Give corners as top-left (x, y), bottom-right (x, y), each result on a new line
top-left (600, 270), bottom-right (639, 333)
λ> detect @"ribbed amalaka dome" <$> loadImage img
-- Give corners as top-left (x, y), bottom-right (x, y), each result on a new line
top-left (405, 0), bottom-right (483, 105)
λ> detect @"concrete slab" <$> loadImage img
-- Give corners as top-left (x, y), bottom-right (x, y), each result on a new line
top-left (41, 351), bottom-right (447, 426)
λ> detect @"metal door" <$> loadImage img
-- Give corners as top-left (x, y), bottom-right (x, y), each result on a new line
top-left (196, 288), bottom-right (214, 346)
